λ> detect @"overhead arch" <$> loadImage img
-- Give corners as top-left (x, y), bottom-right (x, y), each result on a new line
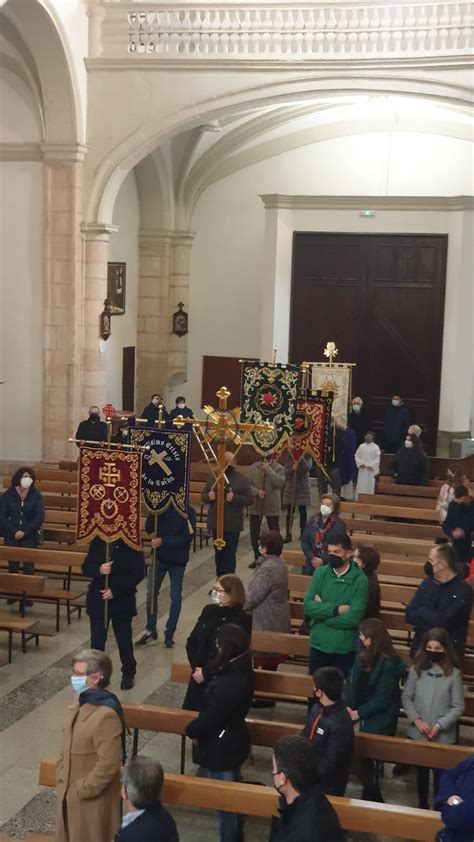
top-left (87, 71), bottom-right (474, 225)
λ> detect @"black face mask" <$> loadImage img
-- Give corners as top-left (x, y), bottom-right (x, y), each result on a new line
top-left (328, 553), bottom-right (345, 570)
top-left (426, 650), bottom-right (444, 663)
top-left (89, 413), bottom-right (99, 422)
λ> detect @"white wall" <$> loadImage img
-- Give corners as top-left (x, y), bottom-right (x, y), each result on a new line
top-left (185, 132), bottom-right (474, 426)
top-left (105, 170), bottom-right (139, 409)
top-left (0, 69), bottom-right (43, 461)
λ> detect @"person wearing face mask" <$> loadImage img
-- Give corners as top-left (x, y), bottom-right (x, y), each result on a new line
top-left (140, 393), bottom-right (169, 427)
top-left (402, 628), bottom-right (464, 810)
top-left (353, 544), bottom-right (381, 619)
top-left (436, 469), bottom-right (468, 524)
top-left (303, 535), bottom-right (368, 677)
top-left (202, 451), bottom-right (253, 576)
top-left (302, 667), bottom-right (354, 797)
top-left (55, 649), bottom-right (124, 842)
top-left (169, 395), bottom-right (194, 422)
top-left (184, 623), bottom-right (254, 842)
top-left (383, 395), bottom-right (410, 453)
top-left (75, 405), bottom-right (108, 448)
top-left (301, 493), bottom-right (348, 575)
top-left (343, 619), bottom-right (406, 801)
top-left (442, 485), bottom-right (474, 566)
top-left (282, 453), bottom-right (312, 542)
top-left (269, 736), bottom-right (346, 842)
top-left (348, 396), bottom-right (371, 447)
top-left (354, 431), bottom-right (381, 497)
top-left (405, 544), bottom-right (472, 660)
top-left (112, 420), bottom-right (130, 444)
top-left (183, 574), bottom-right (251, 712)
top-left (0, 466), bottom-right (44, 576)
top-left (391, 432), bottom-right (429, 486)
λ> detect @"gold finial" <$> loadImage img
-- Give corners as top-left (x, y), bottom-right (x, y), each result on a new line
top-left (216, 386), bottom-right (231, 400)
top-left (323, 342), bottom-right (338, 366)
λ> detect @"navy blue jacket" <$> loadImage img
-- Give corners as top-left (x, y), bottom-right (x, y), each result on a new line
top-left (0, 485), bottom-right (44, 544)
top-left (301, 514), bottom-right (348, 568)
top-left (405, 574), bottom-right (472, 659)
top-left (443, 500), bottom-right (474, 565)
top-left (302, 700), bottom-right (354, 796)
top-left (140, 402), bottom-right (170, 426)
top-left (145, 506), bottom-right (196, 566)
top-left (115, 803), bottom-right (179, 841)
top-left (169, 405), bottom-right (194, 422)
top-left (82, 538), bottom-right (145, 620)
top-left (435, 755), bottom-right (474, 842)
top-left (383, 403), bottom-right (410, 449)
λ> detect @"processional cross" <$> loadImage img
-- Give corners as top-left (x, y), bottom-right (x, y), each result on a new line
top-left (174, 386), bottom-right (273, 550)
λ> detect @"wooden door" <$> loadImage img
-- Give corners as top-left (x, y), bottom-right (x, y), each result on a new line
top-left (201, 355), bottom-right (247, 408)
top-left (122, 346), bottom-right (135, 411)
top-left (290, 233), bottom-right (447, 454)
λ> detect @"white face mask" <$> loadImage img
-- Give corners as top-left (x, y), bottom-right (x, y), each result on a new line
top-left (352, 404), bottom-right (361, 414)
top-left (405, 439), bottom-right (413, 449)
top-left (320, 504), bottom-right (332, 517)
top-left (392, 399), bottom-right (401, 407)
top-left (177, 403), bottom-right (186, 409)
top-left (20, 476), bottom-right (33, 490)
top-left (152, 397), bottom-right (159, 406)
top-left (211, 589), bottom-right (222, 605)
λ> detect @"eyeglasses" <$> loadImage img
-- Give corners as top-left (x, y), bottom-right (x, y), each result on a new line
top-left (272, 770), bottom-right (282, 778)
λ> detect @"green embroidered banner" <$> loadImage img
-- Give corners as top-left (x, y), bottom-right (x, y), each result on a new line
top-left (240, 361), bottom-right (299, 454)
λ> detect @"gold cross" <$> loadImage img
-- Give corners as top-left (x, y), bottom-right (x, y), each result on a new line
top-left (149, 448), bottom-right (172, 476)
top-left (98, 464), bottom-right (121, 487)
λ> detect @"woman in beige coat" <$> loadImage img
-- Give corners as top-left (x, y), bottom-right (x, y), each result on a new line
top-left (55, 649), bottom-right (124, 842)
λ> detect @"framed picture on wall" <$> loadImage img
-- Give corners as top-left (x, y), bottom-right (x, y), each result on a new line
top-left (107, 262), bottom-right (126, 315)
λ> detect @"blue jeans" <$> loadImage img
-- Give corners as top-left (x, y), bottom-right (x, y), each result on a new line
top-left (145, 560), bottom-right (185, 640)
top-left (203, 768), bottom-right (244, 842)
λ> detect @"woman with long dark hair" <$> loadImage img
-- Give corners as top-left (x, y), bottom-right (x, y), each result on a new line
top-left (391, 432), bottom-right (429, 486)
top-left (0, 466), bottom-right (44, 576)
top-left (343, 618), bottom-right (406, 800)
top-left (183, 574), bottom-right (251, 711)
top-left (185, 623), bottom-right (254, 842)
top-left (353, 544), bottom-right (381, 619)
top-left (402, 628), bottom-right (464, 809)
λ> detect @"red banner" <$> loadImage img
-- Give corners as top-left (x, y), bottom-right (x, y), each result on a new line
top-left (77, 447), bottom-right (142, 549)
top-left (289, 395), bottom-right (333, 467)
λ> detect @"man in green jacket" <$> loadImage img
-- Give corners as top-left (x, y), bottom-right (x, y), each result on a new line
top-left (303, 534), bottom-right (368, 676)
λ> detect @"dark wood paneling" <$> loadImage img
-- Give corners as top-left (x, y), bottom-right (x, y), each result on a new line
top-left (122, 346), bottom-right (135, 411)
top-left (290, 233), bottom-right (447, 454)
top-left (201, 355), bottom-right (244, 409)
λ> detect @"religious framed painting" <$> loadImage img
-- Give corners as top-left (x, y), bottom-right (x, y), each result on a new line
top-left (107, 262), bottom-right (126, 315)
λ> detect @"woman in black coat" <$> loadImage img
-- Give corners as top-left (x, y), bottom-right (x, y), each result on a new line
top-left (82, 537), bottom-right (145, 690)
top-left (391, 433), bottom-right (429, 486)
top-left (183, 574), bottom-right (251, 711)
top-left (0, 466), bottom-right (44, 574)
top-left (354, 544), bottom-right (381, 619)
top-left (185, 623), bottom-right (254, 842)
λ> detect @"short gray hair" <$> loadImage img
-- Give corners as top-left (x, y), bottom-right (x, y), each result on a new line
top-left (122, 755), bottom-right (164, 808)
top-left (72, 649), bottom-right (112, 688)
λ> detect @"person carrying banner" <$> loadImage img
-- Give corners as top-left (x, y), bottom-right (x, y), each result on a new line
top-left (137, 504), bottom-right (196, 648)
top-left (202, 452), bottom-right (253, 576)
top-left (247, 454), bottom-right (285, 568)
top-left (82, 538), bottom-right (145, 690)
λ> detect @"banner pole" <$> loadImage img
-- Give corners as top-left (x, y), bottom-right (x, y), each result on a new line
top-left (289, 461), bottom-right (297, 536)
top-left (149, 514), bottom-right (158, 617)
top-left (104, 416), bottom-right (112, 629)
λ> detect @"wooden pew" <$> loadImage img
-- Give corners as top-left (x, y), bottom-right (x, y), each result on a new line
top-left (0, 546), bottom-right (86, 590)
top-left (377, 482), bottom-right (440, 497)
top-left (342, 516), bottom-right (443, 543)
top-left (0, 614), bottom-right (40, 662)
top-left (284, 549), bottom-right (429, 582)
top-left (0, 571), bottom-right (84, 632)
top-left (341, 501), bottom-right (441, 523)
top-left (38, 759), bottom-right (443, 840)
top-left (358, 493), bottom-right (437, 510)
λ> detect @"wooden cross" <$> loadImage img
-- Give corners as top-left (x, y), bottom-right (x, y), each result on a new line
top-left (172, 386), bottom-right (273, 550)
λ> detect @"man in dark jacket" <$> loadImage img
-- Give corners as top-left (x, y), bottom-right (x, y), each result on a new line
top-left (443, 486), bottom-right (474, 565)
top-left (348, 397), bottom-right (371, 446)
top-left (202, 451), bottom-right (253, 576)
top-left (302, 666), bottom-right (354, 796)
top-left (75, 406), bottom-right (108, 448)
top-left (383, 395), bottom-right (410, 452)
top-left (405, 543), bottom-right (472, 660)
top-left (82, 538), bottom-right (145, 690)
top-left (136, 505), bottom-right (196, 648)
top-left (169, 395), bottom-right (194, 422)
top-left (117, 755), bottom-right (178, 841)
top-left (434, 754), bottom-right (474, 842)
top-left (269, 736), bottom-right (346, 842)
top-left (140, 393), bottom-right (170, 426)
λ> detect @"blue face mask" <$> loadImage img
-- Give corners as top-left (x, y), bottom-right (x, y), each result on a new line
top-left (71, 675), bottom-right (88, 695)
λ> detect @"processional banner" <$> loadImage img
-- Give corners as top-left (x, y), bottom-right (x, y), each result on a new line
top-left (129, 426), bottom-right (191, 517)
top-left (240, 361), bottom-right (299, 455)
top-left (76, 447), bottom-right (142, 548)
top-left (289, 393), bottom-right (333, 467)
top-left (310, 364), bottom-right (352, 422)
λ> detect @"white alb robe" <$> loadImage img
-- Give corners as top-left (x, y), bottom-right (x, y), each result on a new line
top-left (355, 442), bottom-right (381, 496)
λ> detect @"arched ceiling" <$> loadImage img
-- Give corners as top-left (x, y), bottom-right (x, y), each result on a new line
top-left (134, 93), bottom-right (473, 229)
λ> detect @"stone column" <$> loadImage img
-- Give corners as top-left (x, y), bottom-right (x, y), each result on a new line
top-left (81, 222), bottom-right (118, 416)
top-left (135, 229), bottom-right (193, 412)
top-left (42, 144), bottom-right (86, 462)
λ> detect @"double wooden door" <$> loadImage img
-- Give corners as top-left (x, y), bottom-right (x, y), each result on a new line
top-left (289, 233), bottom-right (447, 453)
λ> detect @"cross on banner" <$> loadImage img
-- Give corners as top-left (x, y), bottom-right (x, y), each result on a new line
top-left (173, 386), bottom-right (273, 550)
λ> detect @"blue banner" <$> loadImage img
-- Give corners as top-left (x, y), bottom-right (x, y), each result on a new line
top-left (129, 426), bottom-right (191, 517)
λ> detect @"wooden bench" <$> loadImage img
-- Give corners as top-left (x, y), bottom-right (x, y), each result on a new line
top-left (0, 614), bottom-right (40, 663)
top-left (283, 549), bottom-right (429, 582)
top-left (377, 482), bottom-right (441, 497)
top-left (0, 546), bottom-right (86, 590)
top-left (38, 759), bottom-right (443, 840)
top-left (341, 501), bottom-right (441, 523)
top-left (359, 493), bottom-right (437, 510)
top-left (0, 572), bottom-right (84, 632)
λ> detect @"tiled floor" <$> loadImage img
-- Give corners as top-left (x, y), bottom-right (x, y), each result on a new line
top-left (1, 525), bottom-right (471, 841)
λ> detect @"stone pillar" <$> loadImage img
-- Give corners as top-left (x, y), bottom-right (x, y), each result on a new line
top-left (42, 144), bottom-right (86, 462)
top-left (81, 222), bottom-right (118, 416)
top-left (136, 229), bottom-right (193, 412)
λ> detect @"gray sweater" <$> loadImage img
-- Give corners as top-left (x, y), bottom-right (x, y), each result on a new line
top-left (244, 555), bottom-right (291, 634)
top-left (402, 665), bottom-right (464, 744)
top-left (248, 460), bottom-right (285, 517)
